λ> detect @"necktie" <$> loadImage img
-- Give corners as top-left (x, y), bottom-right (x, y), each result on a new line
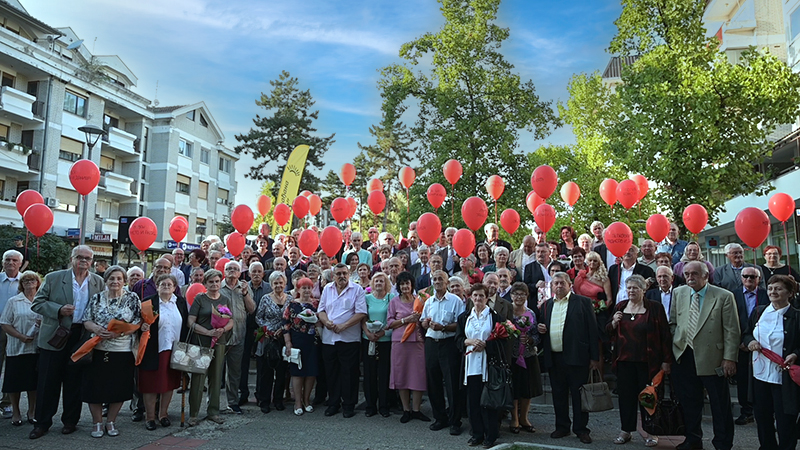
top-left (687, 292), bottom-right (700, 349)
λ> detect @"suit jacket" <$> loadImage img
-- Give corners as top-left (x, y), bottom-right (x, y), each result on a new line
top-left (645, 287), bottom-right (672, 315)
top-left (31, 269), bottom-right (105, 351)
top-left (593, 243), bottom-right (611, 269)
top-left (608, 263), bottom-right (656, 305)
top-left (669, 284), bottom-right (741, 376)
top-left (139, 294), bottom-right (189, 371)
top-left (482, 239), bottom-right (512, 253)
top-left (509, 248), bottom-right (529, 271)
top-left (409, 261), bottom-right (428, 281)
top-left (538, 293), bottom-right (600, 370)
top-left (523, 262), bottom-right (546, 309)
top-left (713, 263), bottom-right (766, 293)
top-left (466, 295), bottom-right (512, 323)
top-left (436, 246), bottom-right (460, 275)
top-left (416, 272), bottom-right (432, 291)
top-left (733, 287), bottom-right (769, 343)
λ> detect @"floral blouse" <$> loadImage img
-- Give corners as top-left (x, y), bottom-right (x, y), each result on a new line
top-left (82, 290), bottom-right (142, 352)
top-left (256, 292), bottom-right (293, 338)
top-left (282, 301), bottom-right (317, 336)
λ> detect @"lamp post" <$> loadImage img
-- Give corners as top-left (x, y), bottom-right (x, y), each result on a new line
top-left (77, 124), bottom-right (107, 245)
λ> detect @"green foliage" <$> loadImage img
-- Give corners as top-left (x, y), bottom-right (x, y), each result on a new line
top-left (252, 180), bottom-right (278, 234)
top-left (234, 71), bottom-right (335, 191)
top-left (0, 225), bottom-right (70, 274)
top-left (609, 0), bottom-right (710, 55)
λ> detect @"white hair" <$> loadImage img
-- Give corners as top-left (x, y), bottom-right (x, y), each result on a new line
top-left (724, 243), bottom-right (743, 254)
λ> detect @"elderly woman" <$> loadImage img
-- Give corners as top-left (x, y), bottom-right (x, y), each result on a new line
top-left (0, 271), bottom-right (41, 425)
top-left (475, 243), bottom-right (494, 270)
top-left (744, 275), bottom-right (800, 450)
top-left (607, 274), bottom-right (672, 447)
top-left (760, 245), bottom-right (800, 283)
top-left (673, 242), bottom-right (715, 281)
top-left (559, 226), bottom-right (577, 257)
top-left (282, 277), bottom-right (319, 416)
top-left (126, 267), bottom-right (144, 292)
top-left (483, 247), bottom-right (521, 282)
top-left (255, 270), bottom-right (292, 414)
top-left (387, 271), bottom-right (429, 423)
top-left (456, 283), bottom-right (510, 448)
top-left (187, 269), bottom-right (232, 426)
top-left (566, 248), bottom-right (587, 280)
top-left (578, 234), bottom-right (593, 254)
top-left (372, 245), bottom-right (392, 275)
top-left (508, 282), bottom-right (541, 434)
top-left (138, 274), bottom-right (188, 430)
top-left (81, 265), bottom-right (142, 438)
top-left (457, 255), bottom-right (484, 285)
top-left (361, 272), bottom-right (393, 417)
top-left (448, 276), bottom-right (469, 302)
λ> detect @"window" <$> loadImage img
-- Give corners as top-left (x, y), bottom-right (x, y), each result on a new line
top-left (198, 181), bottom-right (208, 199)
top-left (103, 114), bottom-right (119, 131)
top-left (55, 187), bottom-right (79, 213)
top-left (0, 124), bottom-right (9, 141)
top-left (142, 127), bottom-right (148, 160)
top-left (59, 136), bottom-right (83, 161)
top-left (186, 110), bottom-right (195, 121)
top-left (218, 157), bottom-right (230, 173)
top-left (99, 155), bottom-right (115, 174)
top-left (139, 183), bottom-right (145, 202)
top-left (217, 188), bottom-right (229, 205)
top-left (196, 218), bottom-right (207, 238)
top-left (1, 73), bottom-right (14, 89)
top-left (15, 181), bottom-right (28, 197)
top-left (200, 148), bottom-right (209, 164)
top-left (63, 91), bottom-right (87, 116)
top-left (178, 139), bottom-right (193, 158)
top-left (176, 174), bottom-right (191, 195)
top-left (141, 165), bottom-right (146, 180)
top-left (0, 179), bottom-right (5, 200)
top-left (199, 114), bottom-right (208, 127)
top-left (792, 7), bottom-right (800, 42)
top-left (21, 130), bottom-right (33, 148)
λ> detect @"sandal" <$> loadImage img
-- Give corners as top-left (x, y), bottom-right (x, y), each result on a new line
top-left (91, 422), bottom-right (104, 438)
top-left (206, 415), bottom-right (225, 424)
top-left (186, 417), bottom-right (199, 427)
top-left (613, 431), bottom-right (631, 444)
top-left (294, 407), bottom-right (304, 416)
top-left (11, 419), bottom-right (22, 426)
top-left (644, 437), bottom-right (658, 447)
top-left (304, 405), bottom-right (314, 413)
top-left (508, 425), bottom-right (520, 434)
top-left (106, 421), bottom-right (119, 437)
top-left (520, 424), bottom-right (535, 433)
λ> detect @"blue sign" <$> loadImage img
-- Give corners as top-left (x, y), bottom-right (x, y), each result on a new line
top-left (66, 228), bottom-right (81, 239)
top-left (166, 240), bottom-right (201, 251)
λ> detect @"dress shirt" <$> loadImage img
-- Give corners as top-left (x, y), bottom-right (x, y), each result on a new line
top-left (521, 252), bottom-right (536, 277)
top-left (539, 262), bottom-right (552, 284)
top-left (693, 284), bottom-right (708, 310)
top-left (0, 272), bottom-right (19, 313)
top-left (660, 288), bottom-right (672, 316)
top-left (549, 294), bottom-right (570, 352)
top-left (752, 304), bottom-right (789, 385)
top-left (497, 286), bottom-right (511, 299)
top-left (157, 294), bottom-right (182, 352)
top-left (616, 264), bottom-right (636, 303)
top-left (422, 291), bottom-right (465, 339)
top-left (409, 249), bottom-right (419, 265)
top-left (463, 306), bottom-right (493, 384)
top-left (318, 281), bottom-right (367, 345)
top-left (170, 267), bottom-right (186, 287)
top-left (0, 293), bottom-right (40, 356)
top-left (72, 271), bottom-right (90, 323)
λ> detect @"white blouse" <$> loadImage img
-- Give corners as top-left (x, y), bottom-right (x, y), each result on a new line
top-left (0, 293), bottom-right (41, 356)
top-left (752, 304), bottom-right (789, 385)
top-left (158, 294), bottom-right (182, 353)
top-left (463, 307), bottom-right (493, 385)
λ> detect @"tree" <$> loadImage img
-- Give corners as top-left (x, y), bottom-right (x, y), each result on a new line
top-left (0, 225), bottom-right (71, 274)
top-left (252, 180), bottom-right (278, 234)
top-left (607, 0), bottom-right (800, 225)
top-left (377, 0), bottom-right (560, 240)
top-left (234, 71), bottom-right (335, 191)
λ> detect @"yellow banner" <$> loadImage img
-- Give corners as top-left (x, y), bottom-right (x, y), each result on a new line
top-left (275, 144), bottom-right (309, 234)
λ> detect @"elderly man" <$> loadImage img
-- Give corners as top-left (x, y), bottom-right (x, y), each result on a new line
top-left (363, 227), bottom-right (380, 251)
top-left (0, 249), bottom-right (22, 417)
top-left (417, 253), bottom-right (442, 292)
top-left (714, 243), bottom-right (765, 293)
top-left (420, 270), bottom-right (465, 435)
top-left (378, 231), bottom-right (396, 252)
top-left (29, 246), bottom-right (104, 439)
top-left (466, 273), bottom-right (512, 320)
top-left (241, 261), bottom-right (267, 405)
top-left (162, 254), bottom-right (186, 287)
top-left (181, 266), bottom-right (204, 296)
top-left (510, 235), bottom-right (536, 278)
top-left (638, 239), bottom-right (658, 271)
top-left (173, 248), bottom-right (191, 284)
top-left (537, 272), bottom-right (599, 444)
top-left (657, 222), bottom-right (689, 265)
top-left (482, 223), bottom-right (511, 253)
top-left (609, 245), bottom-right (655, 303)
top-left (286, 247), bottom-right (307, 290)
top-left (386, 257), bottom-right (403, 295)
top-left (267, 257), bottom-right (290, 291)
top-left (646, 266), bottom-right (675, 315)
top-left (221, 261), bottom-right (255, 414)
top-left (732, 266), bottom-right (768, 426)
top-left (496, 268), bottom-right (513, 301)
top-left (524, 243), bottom-right (549, 307)
top-left (410, 245), bottom-right (430, 280)
top-left (670, 261), bottom-right (740, 450)
top-left (590, 221), bottom-right (604, 249)
top-left (533, 224), bottom-right (547, 245)
top-left (133, 258), bottom-right (175, 301)
top-left (317, 264), bottom-right (367, 418)
top-left (436, 227), bottom-right (460, 275)
top-left (343, 232), bottom-right (373, 268)
top-left (8, 235), bottom-right (28, 271)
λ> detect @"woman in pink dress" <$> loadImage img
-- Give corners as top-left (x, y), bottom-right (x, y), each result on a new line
top-left (573, 251), bottom-right (613, 374)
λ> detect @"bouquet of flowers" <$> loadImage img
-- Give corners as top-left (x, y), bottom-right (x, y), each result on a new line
top-left (365, 320), bottom-right (384, 356)
top-left (466, 320), bottom-right (519, 355)
top-left (592, 298), bottom-right (608, 314)
top-left (298, 308), bottom-right (318, 324)
top-left (135, 300), bottom-right (159, 365)
top-left (210, 305), bottom-right (231, 348)
top-left (513, 315), bottom-right (533, 368)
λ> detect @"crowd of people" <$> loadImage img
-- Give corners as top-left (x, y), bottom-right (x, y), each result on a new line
top-left (0, 219), bottom-right (795, 449)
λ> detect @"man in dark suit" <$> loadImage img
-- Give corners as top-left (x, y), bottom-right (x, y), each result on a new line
top-left (732, 266), bottom-right (769, 425)
top-left (29, 246), bottom-right (105, 439)
top-left (436, 227), bottom-right (460, 275)
top-left (416, 253), bottom-right (441, 291)
top-left (265, 257), bottom-right (291, 293)
top-left (646, 266), bottom-right (675, 316)
top-left (496, 268), bottom-right (513, 302)
top-left (537, 272), bottom-right (599, 444)
top-left (608, 244), bottom-right (655, 305)
top-left (524, 242), bottom-right (549, 309)
top-left (482, 223), bottom-right (512, 253)
top-left (714, 243), bottom-right (765, 292)
top-left (409, 245), bottom-right (430, 281)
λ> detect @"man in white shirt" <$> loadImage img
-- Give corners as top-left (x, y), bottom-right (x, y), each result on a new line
top-left (496, 268), bottom-right (513, 301)
top-left (638, 239), bottom-right (658, 272)
top-left (436, 227), bottom-right (459, 275)
top-left (0, 249), bottom-right (21, 417)
top-left (609, 245), bottom-right (655, 303)
top-left (342, 232), bottom-right (372, 268)
top-left (510, 235), bottom-right (536, 277)
top-left (646, 265), bottom-right (674, 316)
top-left (317, 264), bottom-right (367, 418)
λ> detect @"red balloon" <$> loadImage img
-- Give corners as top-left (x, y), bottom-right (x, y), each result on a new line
top-left (185, 283), bottom-right (206, 306)
top-left (500, 209), bottom-right (520, 235)
top-left (398, 166), bottom-right (416, 189)
top-left (231, 204), bottom-right (254, 234)
top-left (292, 196), bottom-right (310, 219)
top-left (646, 214), bottom-right (670, 243)
top-left (605, 222), bottom-right (633, 257)
top-left (129, 217), bottom-right (157, 252)
top-left (426, 183), bottom-right (447, 209)
top-left (273, 203), bottom-right (292, 227)
top-left (226, 233), bottom-right (246, 257)
top-left (485, 175), bottom-right (505, 200)
top-left (530, 165), bottom-right (558, 199)
top-left (443, 159), bottom-right (462, 185)
top-left (526, 191), bottom-right (545, 215)
top-left (533, 204), bottom-right (556, 233)
top-left (330, 198), bottom-right (349, 223)
top-left (347, 197), bottom-right (358, 218)
top-left (300, 190), bottom-right (312, 198)
top-left (452, 229), bottom-right (476, 258)
top-left (308, 194), bottom-right (322, 216)
top-left (23, 203), bottom-right (53, 237)
top-left (320, 226), bottom-right (343, 258)
top-left (215, 257), bottom-right (230, 272)
top-left (630, 174), bottom-right (648, 201)
top-left (736, 208), bottom-right (771, 249)
top-left (417, 213), bottom-right (442, 246)
top-left (367, 190), bottom-right (387, 215)
top-left (367, 178), bottom-right (384, 193)
top-left (257, 195), bottom-right (272, 216)
top-left (616, 179), bottom-right (640, 210)
top-left (298, 229), bottom-right (319, 256)
top-left (15, 189), bottom-right (43, 216)
top-left (340, 163), bottom-right (356, 187)
top-left (599, 179), bottom-right (618, 207)
top-left (69, 159), bottom-right (101, 196)
top-left (169, 216), bottom-right (188, 242)
top-left (769, 193), bottom-right (794, 222)
top-left (682, 204), bottom-right (708, 234)
top-left (560, 182), bottom-right (580, 206)
top-left (461, 197), bottom-right (488, 231)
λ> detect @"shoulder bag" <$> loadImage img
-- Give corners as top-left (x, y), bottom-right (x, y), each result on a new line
top-left (580, 368), bottom-right (613, 412)
top-left (641, 372), bottom-right (685, 436)
top-left (480, 339), bottom-right (514, 411)
top-left (170, 327), bottom-right (214, 374)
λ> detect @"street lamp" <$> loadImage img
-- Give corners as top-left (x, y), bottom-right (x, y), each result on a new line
top-left (77, 123), bottom-right (107, 245)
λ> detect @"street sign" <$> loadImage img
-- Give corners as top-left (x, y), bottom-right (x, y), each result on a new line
top-left (92, 233), bottom-right (112, 243)
top-left (66, 228), bottom-right (80, 239)
top-left (165, 240), bottom-right (201, 251)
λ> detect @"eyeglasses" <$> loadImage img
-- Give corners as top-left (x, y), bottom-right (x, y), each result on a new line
top-left (510, 292), bottom-right (526, 298)
top-left (155, 265), bottom-right (171, 270)
top-left (74, 255), bottom-right (92, 262)
top-left (742, 274), bottom-right (759, 280)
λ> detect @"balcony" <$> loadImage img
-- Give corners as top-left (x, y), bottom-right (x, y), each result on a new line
top-left (98, 171), bottom-right (135, 199)
top-left (0, 141), bottom-right (32, 174)
top-left (101, 127), bottom-right (138, 157)
top-left (0, 86), bottom-right (42, 125)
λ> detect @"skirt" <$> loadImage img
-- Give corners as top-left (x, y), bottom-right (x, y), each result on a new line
top-left (288, 331), bottom-right (318, 377)
top-left (511, 355), bottom-right (543, 399)
top-left (138, 350), bottom-right (182, 394)
top-left (81, 350), bottom-right (135, 404)
top-left (389, 340), bottom-right (426, 391)
top-left (2, 353), bottom-right (38, 393)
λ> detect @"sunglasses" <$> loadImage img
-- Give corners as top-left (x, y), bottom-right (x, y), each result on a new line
top-left (742, 274), bottom-right (759, 280)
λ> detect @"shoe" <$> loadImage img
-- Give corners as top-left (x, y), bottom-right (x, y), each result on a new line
top-left (550, 429), bottom-right (570, 439)
top-left (645, 437), bottom-right (658, 447)
top-left (294, 408), bottom-right (304, 416)
top-left (11, 419), bottom-right (22, 426)
top-left (273, 402), bottom-right (286, 411)
top-left (380, 409), bottom-right (391, 418)
top-left (365, 409), bottom-right (377, 417)
top-left (61, 424), bottom-right (77, 434)
top-left (145, 420), bottom-right (157, 431)
top-left (467, 436), bottom-right (484, 447)
top-left (186, 417), bottom-right (199, 427)
top-left (520, 424), bottom-right (535, 433)
top-left (613, 431), bottom-right (631, 444)
top-left (260, 405), bottom-right (271, 414)
top-left (429, 420), bottom-right (448, 431)
top-left (160, 417), bottom-right (171, 427)
top-left (450, 424), bottom-right (462, 435)
top-left (305, 405), bottom-right (314, 413)
top-left (131, 410), bottom-right (144, 422)
top-left (577, 432), bottom-right (592, 444)
top-left (106, 421), bottom-right (119, 437)
top-left (735, 414), bottom-right (754, 425)
top-left (343, 409), bottom-right (356, 418)
top-left (29, 427), bottom-right (47, 439)
top-left (206, 415), bottom-right (225, 424)
top-left (509, 425), bottom-right (520, 434)
top-left (324, 406), bottom-right (340, 416)
top-left (27, 416), bottom-right (36, 425)
top-left (238, 395), bottom-right (248, 406)
top-left (676, 442), bottom-right (703, 450)
top-left (2, 406), bottom-right (11, 418)
top-left (91, 422), bottom-right (104, 438)
top-left (400, 410), bottom-right (411, 423)
top-left (229, 405), bottom-right (243, 415)
top-left (412, 410), bottom-right (431, 422)
top-left (482, 441), bottom-right (496, 449)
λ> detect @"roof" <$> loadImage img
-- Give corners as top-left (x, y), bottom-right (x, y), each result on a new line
top-left (0, 0), bottom-right (62, 36)
top-left (149, 105), bottom-right (186, 113)
top-left (602, 55), bottom-right (641, 79)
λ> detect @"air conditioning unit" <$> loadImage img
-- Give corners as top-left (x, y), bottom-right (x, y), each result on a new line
top-left (44, 197), bottom-right (60, 208)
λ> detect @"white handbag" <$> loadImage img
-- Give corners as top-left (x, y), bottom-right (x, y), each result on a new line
top-left (283, 347), bottom-right (302, 369)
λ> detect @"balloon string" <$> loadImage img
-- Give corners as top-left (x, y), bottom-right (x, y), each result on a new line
top-left (36, 237), bottom-right (39, 258)
top-left (25, 230), bottom-right (29, 261)
top-left (451, 184), bottom-right (455, 227)
top-left (494, 200), bottom-right (497, 225)
top-left (784, 221), bottom-right (791, 275)
top-left (406, 188), bottom-right (410, 230)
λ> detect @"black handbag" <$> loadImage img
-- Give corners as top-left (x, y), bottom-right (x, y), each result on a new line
top-left (642, 377), bottom-right (685, 436)
top-left (480, 340), bottom-right (514, 411)
top-left (68, 328), bottom-right (94, 366)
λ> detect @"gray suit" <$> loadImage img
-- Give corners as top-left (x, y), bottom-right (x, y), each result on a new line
top-left (713, 263), bottom-right (765, 293)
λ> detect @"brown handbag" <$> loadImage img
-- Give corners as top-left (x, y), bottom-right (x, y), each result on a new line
top-left (47, 324), bottom-right (70, 349)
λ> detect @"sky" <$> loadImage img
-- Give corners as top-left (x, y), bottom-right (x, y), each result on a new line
top-left (24, 0), bottom-right (623, 210)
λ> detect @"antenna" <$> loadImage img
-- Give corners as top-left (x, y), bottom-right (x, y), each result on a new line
top-left (153, 80), bottom-right (159, 107)
top-left (66, 39), bottom-right (83, 50)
